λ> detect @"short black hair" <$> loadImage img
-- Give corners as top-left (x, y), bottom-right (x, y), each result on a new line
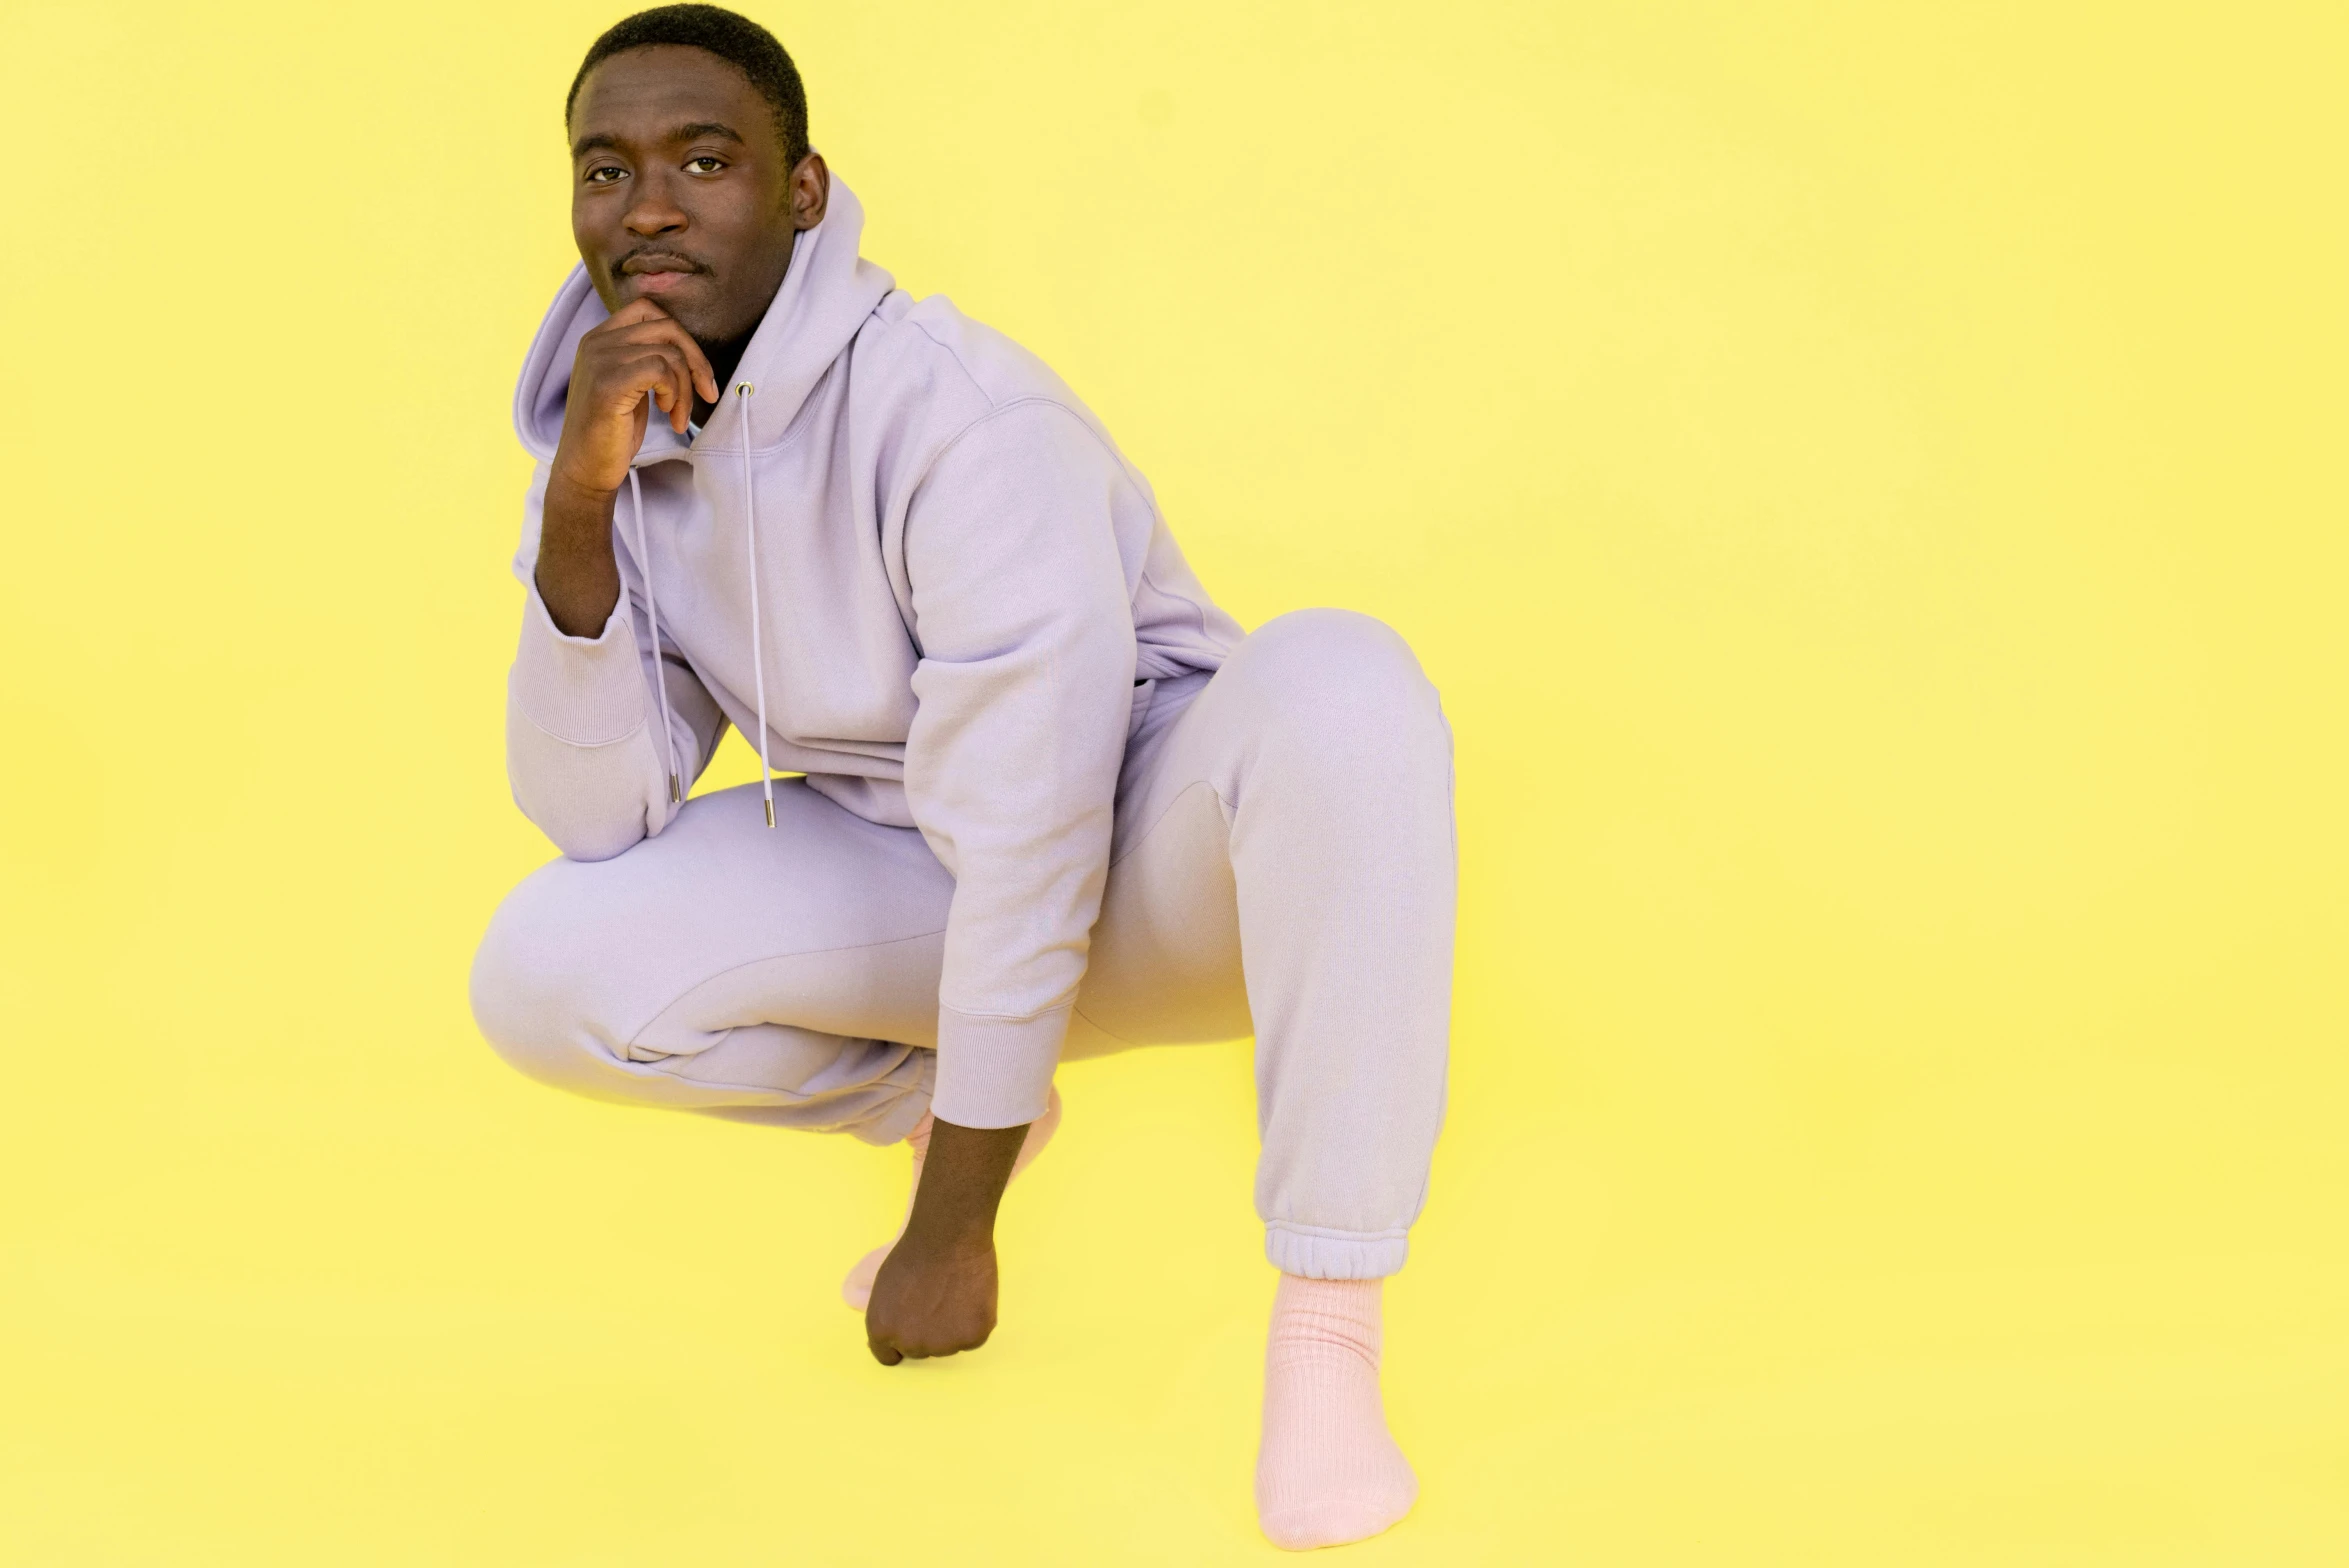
top-left (567, 5), bottom-right (810, 166)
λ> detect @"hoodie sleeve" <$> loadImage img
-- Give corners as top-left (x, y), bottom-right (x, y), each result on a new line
top-left (505, 461), bottom-right (727, 861)
top-left (902, 402), bottom-right (1142, 1129)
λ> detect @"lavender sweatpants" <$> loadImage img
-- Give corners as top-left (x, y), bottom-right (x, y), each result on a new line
top-left (469, 610), bottom-right (1454, 1278)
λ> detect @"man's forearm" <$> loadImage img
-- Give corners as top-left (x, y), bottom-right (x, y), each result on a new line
top-left (534, 471), bottom-right (624, 638)
top-left (903, 1118), bottom-right (1028, 1246)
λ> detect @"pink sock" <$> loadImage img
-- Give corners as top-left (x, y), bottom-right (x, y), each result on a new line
top-left (1255, 1274), bottom-right (1418, 1551)
top-left (840, 1086), bottom-right (1062, 1310)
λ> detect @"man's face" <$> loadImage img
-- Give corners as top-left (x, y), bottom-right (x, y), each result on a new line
top-left (568, 45), bottom-right (820, 346)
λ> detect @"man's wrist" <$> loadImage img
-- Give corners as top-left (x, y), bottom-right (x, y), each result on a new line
top-left (901, 1181), bottom-right (1007, 1247)
top-left (544, 465), bottom-right (622, 522)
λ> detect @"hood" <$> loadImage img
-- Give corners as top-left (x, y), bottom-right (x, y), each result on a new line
top-left (512, 171), bottom-right (897, 464)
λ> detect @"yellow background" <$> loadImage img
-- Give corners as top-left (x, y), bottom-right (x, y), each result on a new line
top-left (3, 1), bottom-right (2344, 1561)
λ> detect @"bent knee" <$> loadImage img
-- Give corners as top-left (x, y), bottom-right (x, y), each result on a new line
top-left (1230, 609), bottom-right (1446, 757)
top-left (468, 871), bottom-right (617, 1088)
top-left (1250, 606), bottom-right (1417, 665)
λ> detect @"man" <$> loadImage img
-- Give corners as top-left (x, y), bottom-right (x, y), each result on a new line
top-left (469, 6), bottom-right (1453, 1550)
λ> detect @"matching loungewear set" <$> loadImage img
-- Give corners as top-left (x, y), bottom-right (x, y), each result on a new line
top-left (469, 177), bottom-right (1455, 1280)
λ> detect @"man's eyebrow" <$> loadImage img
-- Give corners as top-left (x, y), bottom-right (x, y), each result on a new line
top-left (570, 122), bottom-right (745, 160)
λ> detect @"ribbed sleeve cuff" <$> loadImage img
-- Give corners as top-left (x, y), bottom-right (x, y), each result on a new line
top-left (511, 583), bottom-right (647, 746)
top-left (928, 1004), bottom-right (1068, 1129)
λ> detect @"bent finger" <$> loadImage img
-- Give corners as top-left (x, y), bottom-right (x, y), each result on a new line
top-left (636, 320), bottom-right (717, 413)
top-left (599, 296), bottom-right (674, 332)
top-left (645, 339), bottom-right (693, 433)
top-left (615, 348), bottom-right (692, 433)
top-left (678, 331), bottom-right (718, 406)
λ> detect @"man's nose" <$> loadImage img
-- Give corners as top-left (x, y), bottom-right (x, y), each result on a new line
top-left (623, 180), bottom-right (687, 237)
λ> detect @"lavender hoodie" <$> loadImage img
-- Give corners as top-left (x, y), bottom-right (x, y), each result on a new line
top-left (503, 175), bottom-right (1242, 1129)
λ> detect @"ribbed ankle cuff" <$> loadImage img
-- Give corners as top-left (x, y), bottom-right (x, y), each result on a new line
top-left (1265, 1222), bottom-right (1408, 1279)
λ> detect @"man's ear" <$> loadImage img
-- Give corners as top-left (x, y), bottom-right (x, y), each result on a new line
top-left (790, 152), bottom-right (830, 231)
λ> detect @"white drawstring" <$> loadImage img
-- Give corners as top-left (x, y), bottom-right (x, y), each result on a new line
top-left (625, 467), bottom-right (681, 807)
top-left (736, 382), bottom-right (776, 828)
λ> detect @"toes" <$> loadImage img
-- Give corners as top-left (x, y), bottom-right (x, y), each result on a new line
top-left (1256, 1478), bottom-right (1417, 1551)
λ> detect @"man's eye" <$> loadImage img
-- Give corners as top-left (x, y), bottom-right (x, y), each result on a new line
top-left (685, 156), bottom-right (726, 174)
top-left (584, 165), bottom-right (625, 184)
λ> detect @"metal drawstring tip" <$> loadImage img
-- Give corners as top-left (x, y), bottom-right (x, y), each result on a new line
top-left (763, 799), bottom-right (775, 828)
top-left (669, 774), bottom-right (681, 805)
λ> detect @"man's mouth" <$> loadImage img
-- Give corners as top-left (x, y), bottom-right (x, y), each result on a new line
top-left (620, 254), bottom-right (706, 293)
